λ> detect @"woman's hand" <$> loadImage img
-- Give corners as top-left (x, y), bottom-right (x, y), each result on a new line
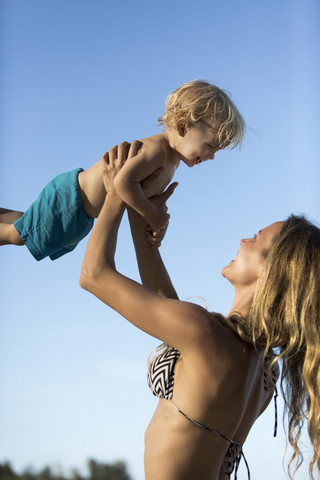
top-left (146, 225), bottom-right (165, 249)
top-left (143, 182), bottom-right (178, 248)
top-left (101, 140), bottom-right (142, 193)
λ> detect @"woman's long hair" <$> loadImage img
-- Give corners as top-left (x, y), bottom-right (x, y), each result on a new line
top-left (149, 215), bottom-right (320, 479)
top-left (229, 215), bottom-right (320, 479)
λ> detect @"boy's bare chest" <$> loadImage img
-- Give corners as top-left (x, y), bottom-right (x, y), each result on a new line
top-left (144, 162), bottom-right (178, 198)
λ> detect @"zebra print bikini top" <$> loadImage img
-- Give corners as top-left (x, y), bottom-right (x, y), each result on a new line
top-left (147, 346), bottom-right (278, 480)
top-left (147, 346), bottom-right (180, 400)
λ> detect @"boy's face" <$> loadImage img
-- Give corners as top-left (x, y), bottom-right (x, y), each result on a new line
top-left (177, 122), bottom-right (221, 167)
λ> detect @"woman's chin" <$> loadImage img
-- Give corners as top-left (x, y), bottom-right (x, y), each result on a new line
top-left (221, 260), bottom-right (234, 279)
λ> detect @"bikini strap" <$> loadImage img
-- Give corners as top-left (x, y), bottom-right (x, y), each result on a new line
top-left (169, 400), bottom-right (251, 480)
top-left (273, 385), bottom-right (278, 437)
top-left (263, 353), bottom-right (279, 438)
top-left (233, 449), bottom-right (250, 480)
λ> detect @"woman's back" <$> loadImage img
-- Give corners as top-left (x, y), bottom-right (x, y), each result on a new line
top-left (144, 313), bottom-right (275, 480)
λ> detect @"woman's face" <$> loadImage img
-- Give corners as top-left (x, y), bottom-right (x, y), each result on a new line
top-left (221, 221), bottom-right (284, 288)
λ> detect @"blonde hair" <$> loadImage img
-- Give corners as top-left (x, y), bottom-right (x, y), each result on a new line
top-left (158, 80), bottom-right (246, 150)
top-left (228, 215), bottom-right (320, 479)
top-left (150, 215), bottom-right (320, 478)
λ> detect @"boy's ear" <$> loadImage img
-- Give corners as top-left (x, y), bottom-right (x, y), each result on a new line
top-left (176, 120), bottom-right (188, 137)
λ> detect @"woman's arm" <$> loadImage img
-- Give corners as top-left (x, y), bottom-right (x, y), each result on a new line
top-left (128, 210), bottom-right (178, 299)
top-left (80, 146), bottom-right (212, 350)
top-left (127, 190), bottom-right (179, 299)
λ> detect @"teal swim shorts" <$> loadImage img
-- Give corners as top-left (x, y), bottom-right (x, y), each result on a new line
top-left (14, 168), bottom-right (94, 261)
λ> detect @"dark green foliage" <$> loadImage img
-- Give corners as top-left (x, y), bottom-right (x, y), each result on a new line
top-left (0, 462), bottom-right (17, 480)
top-left (0, 460), bottom-right (132, 480)
top-left (88, 460), bottom-right (131, 480)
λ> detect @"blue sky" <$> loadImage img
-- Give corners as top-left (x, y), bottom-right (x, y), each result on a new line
top-left (1, 1), bottom-right (319, 479)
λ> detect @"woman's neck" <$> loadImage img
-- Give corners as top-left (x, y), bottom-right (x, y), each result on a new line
top-left (228, 286), bottom-right (255, 319)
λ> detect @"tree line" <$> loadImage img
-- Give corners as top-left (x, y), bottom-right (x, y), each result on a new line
top-left (0, 459), bottom-right (132, 480)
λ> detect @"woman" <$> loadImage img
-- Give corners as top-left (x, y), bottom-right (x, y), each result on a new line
top-left (80, 142), bottom-right (320, 480)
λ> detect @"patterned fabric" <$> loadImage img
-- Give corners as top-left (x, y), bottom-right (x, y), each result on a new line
top-left (223, 443), bottom-right (246, 479)
top-left (147, 347), bottom-right (180, 400)
top-left (147, 347), bottom-right (278, 480)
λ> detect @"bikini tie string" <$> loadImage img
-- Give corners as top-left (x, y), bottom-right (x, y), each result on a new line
top-left (232, 449), bottom-right (251, 480)
top-left (273, 386), bottom-right (278, 437)
top-left (170, 400), bottom-right (251, 480)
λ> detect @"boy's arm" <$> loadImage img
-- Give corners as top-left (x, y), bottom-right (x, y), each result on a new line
top-left (102, 141), bottom-right (178, 298)
top-left (114, 147), bottom-right (170, 231)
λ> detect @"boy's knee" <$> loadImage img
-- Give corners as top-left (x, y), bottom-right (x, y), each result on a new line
top-left (10, 225), bottom-right (24, 245)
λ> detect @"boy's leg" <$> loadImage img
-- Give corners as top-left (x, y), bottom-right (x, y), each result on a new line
top-left (0, 223), bottom-right (24, 245)
top-left (0, 208), bottom-right (24, 223)
top-left (0, 209), bottom-right (24, 245)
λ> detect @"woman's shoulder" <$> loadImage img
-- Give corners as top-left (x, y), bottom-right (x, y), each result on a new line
top-left (177, 308), bottom-right (257, 400)
top-left (206, 312), bottom-right (253, 361)
top-left (178, 303), bottom-right (251, 361)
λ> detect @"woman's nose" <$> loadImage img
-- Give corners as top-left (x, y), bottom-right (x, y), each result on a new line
top-left (240, 238), bottom-right (250, 245)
